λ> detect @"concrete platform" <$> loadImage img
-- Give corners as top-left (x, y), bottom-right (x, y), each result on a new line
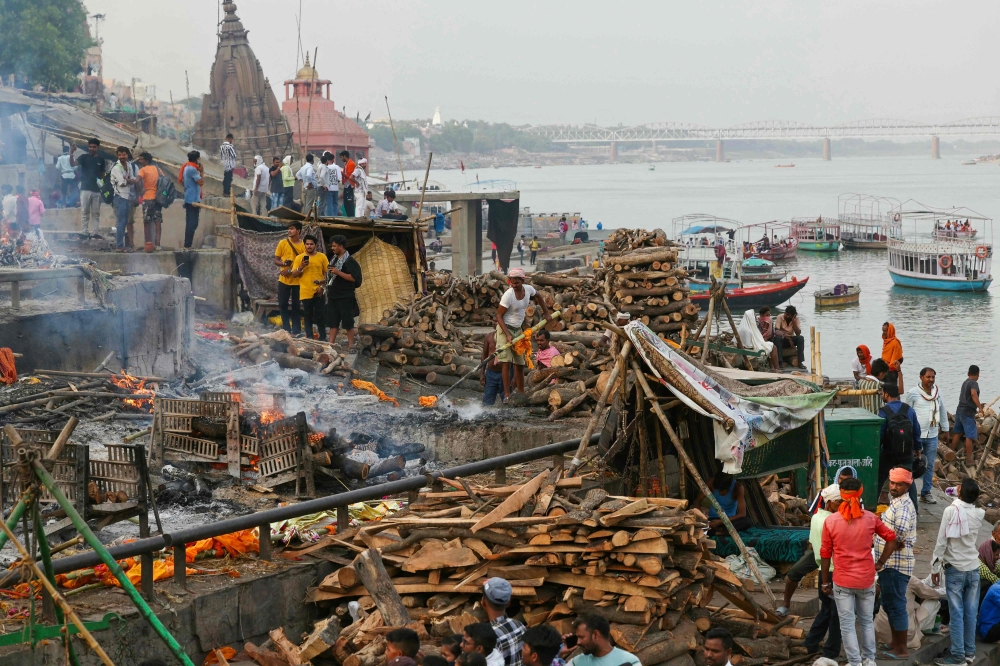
top-left (0, 274), bottom-right (194, 377)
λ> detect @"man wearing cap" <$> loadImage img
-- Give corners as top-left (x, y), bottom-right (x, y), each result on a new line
top-left (875, 467), bottom-right (916, 659)
top-left (483, 577), bottom-right (525, 666)
top-left (496, 269), bottom-right (551, 402)
top-left (803, 484), bottom-right (843, 659)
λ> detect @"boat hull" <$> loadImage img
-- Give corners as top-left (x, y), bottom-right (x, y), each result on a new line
top-left (798, 241), bottom-right (840, 252)
top-left (690, 279), bottom-right (809, 311)
top-left (815, 291), bottom-right (860, 307)
top-left (743, 273), bottom-right (788, 283)
top-left (888, 269), bottom-right (992, 292)
top-left (842, 239), bottom-right (887, 250)
top-left (750, 247), bottom-right (797, 261)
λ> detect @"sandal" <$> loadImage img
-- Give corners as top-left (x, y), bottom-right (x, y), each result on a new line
top-left (879, 652), bottom-right (908, 660)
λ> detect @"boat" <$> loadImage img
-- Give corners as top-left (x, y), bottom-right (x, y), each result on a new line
top-left (775, 164), bottom-right (795, 168)
top-left (690, 277), bottom-right (810, 311)
top-left (743, 270), bottom-right (789, 283)
top-left (962, 160), bottom-right (977, 166)
top-left (838, 194), bottom-right (902, 250)
top-left (932, 220), bottom-right (977, 239)
top-left (815, 284), bottom-right (860, 307)
top-left (738, 220), bottom-right (798, 261)
top-left (887, 203), bottom-right (993, 292)
top-left (649, 165), bottom-right (655, 171)
top-left (741, 257), bottom-right (775, 274)
top-left (671, 214), bottom-right (744, 286)
top-left (793, 216), bottom-right (840, 251)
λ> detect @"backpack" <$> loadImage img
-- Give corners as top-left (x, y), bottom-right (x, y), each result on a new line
top-left (155, 168), bottom-right (177, 208)
top-left (883, 402), bottom-right (914, 461)
top-left (99, 175), bottom-right (115, 205)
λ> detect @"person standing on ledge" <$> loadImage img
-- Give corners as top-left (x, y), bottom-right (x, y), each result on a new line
top-left (952, 365), bottom-right (984, 466)
top-left (326, 234), bottom-right (363, 350)
top-left (904, 367), bottom-right (947, 503)
top-left (339, 151), bottom-right (356, 217)
top-left (180, 150), bottom-right (203, 249)
top-left (496, 267), bottom-right (550, 402)
top-left (219, 133), bottom-right (237, 196)
top-left (272, 222), bottom-right (304, 336)
top-left (296, 153), bottom-right (318, 214)
top-left (881, 322), bottom-right (904, 389)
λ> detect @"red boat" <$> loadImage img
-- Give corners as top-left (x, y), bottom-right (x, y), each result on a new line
top-left (690, 277), bottom-right (810, 311)
top-left (749, 242), bottom-right (798, 261)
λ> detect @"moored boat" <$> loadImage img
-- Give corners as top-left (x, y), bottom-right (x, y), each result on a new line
top-left (743, 271), bottom-right (789, 283)
top-left (815, 284), bottom-right (860, 307)
top-left (739, 220), bottom-right (798, 261)
top-left (838, 194), bottom-right (902, 250)
top-left (887, 203), bottom-right (993, 292)
top-left (741, 257), bottom-right (775, 274)
top-left (690, 277), bottom-right (809, 311)
top-left (793, 216), bottom-right (840, 251)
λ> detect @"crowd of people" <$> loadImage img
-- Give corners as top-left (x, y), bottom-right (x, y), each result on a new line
top-left (377, 576), bottom-right (647, 666)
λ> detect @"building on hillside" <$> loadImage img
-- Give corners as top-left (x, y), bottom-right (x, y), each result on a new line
top-left (193, 1), bottom-right (293, 168)
top-left (281, 55), bottom-right (371, 163)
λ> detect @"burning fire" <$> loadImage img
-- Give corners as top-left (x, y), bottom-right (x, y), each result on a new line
top-left (259, 408), bottom-right (283, 425)
top-left (308, 433), bottom-right (323, 446)
top-left (112, 370), bottom-right (155, 410)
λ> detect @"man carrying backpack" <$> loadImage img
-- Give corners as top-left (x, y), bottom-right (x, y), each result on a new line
top-left (877, 382), bottom-right (920, 509)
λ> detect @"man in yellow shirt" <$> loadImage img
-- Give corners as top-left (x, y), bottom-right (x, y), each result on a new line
top-left (273, 221), bottom-right (305, 335)
top-left (290, 234), bottom-right (329, 340)
top-left (529, 236), bottom-right (540, 265)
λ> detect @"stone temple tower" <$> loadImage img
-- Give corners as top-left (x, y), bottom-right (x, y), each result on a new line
top-left (193, 1), bottom-right (293, 167)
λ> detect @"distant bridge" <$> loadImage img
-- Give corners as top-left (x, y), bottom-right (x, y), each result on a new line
top-left (522, 118), bottom-right (1000, 159)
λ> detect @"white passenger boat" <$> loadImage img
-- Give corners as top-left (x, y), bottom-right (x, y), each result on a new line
top-left (838, 194), bottom-right (902, 250)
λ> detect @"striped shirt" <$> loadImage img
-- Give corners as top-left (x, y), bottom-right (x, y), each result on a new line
top-left (219, 142), bottom-right (237, 171)
top-left (874, 494), bottom-right (916, 576)
top-left (491, 615), bottom-right (525, 666)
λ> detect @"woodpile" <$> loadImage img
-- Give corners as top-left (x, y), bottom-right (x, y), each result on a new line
top-left (227, 330), bottom-right (357, 377)
top-left (270, 473), bottom-right (794, 666)
top-left (758, 475), bottom-right (810, 527)
top-left (601, 229), bottom-right (699, 337)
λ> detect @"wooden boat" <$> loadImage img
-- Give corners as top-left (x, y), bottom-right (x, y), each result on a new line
top-left (793, 217), bottom-right (840, 252)
top-left (741, 257), bottom-right (775, 274)
top-left (744, 271), bottom-right (789, 283)
top-left (749, 242), bottom-right (797, 261)
top-left (839, 194), bottom-right (902, 250)
top-left (775, 164), bottom-right (795, 168)
top-left (690, 277), bottom-right (809, 311)
top-left (815, 284), bottom-right (860, 307)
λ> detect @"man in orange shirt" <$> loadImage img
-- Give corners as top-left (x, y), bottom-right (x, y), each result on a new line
top-left (339, 150), bottom-right (356, 219)
top-left (136, 152), bottom-right (162, 250)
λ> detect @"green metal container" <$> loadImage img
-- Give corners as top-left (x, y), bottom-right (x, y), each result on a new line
top-left (820, 407), bottom-right (883, 508)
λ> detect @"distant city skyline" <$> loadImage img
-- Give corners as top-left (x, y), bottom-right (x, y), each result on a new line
top-left (86, 0), bottom-right (1000, 127)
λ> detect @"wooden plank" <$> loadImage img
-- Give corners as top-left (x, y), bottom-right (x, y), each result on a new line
top-left (311, 584), bottom-right (539, 601)
top-left (599, 499), bottom-right (654, 527)
top-left (545, 571), bottom-right (662, 599)
top-left (500, 537), bottom-right (670, 556)
top-left (354, 548), bottom-right (410, 627)
top-left (383, 516), bottom-right (554, 528)
top-left (471, 470), bottom-right (548, 534)
top-left (420, 477), bottom-right (582, 499)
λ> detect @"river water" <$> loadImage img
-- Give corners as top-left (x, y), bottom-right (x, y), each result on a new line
top-left (427, 156), bottom-right (999, 401)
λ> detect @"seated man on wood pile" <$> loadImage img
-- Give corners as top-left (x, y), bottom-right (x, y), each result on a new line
top-left (695, 471), bottom-right (750, 535)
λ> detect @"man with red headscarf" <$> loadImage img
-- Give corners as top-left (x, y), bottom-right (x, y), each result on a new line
top-left (821, 476), bottom-right (898, 666)
top-left (852, 345), bottom-right (873, 384)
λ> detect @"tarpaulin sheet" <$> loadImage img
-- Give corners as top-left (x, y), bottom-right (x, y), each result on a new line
top-left (487, 198), bottom-right (520, 273)
top-left (625, 321), bottom-right (835, 473)
top-left (232, 225), bottom-right (324, 300)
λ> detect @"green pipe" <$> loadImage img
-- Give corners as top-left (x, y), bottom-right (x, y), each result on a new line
top-left (31, 460), bottom-right (195, 666)
top-left (0, 489), bottom-right (34, 552)
top-left (34, 504), bottom-right (80, 666)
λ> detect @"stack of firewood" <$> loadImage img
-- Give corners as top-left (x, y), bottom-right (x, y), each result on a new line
top-left (602, 229), bottom-right (699, 337)
top-left (227, 330), bottom-right (357, 377)
top-left (257, 472), bottom-right (798, 666)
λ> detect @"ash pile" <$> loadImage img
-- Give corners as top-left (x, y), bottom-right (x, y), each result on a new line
top-left (324, 429), bottom-right (427, 486)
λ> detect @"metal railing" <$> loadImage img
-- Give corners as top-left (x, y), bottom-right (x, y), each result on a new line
top-left (26, 434), bottom-right (602, 591)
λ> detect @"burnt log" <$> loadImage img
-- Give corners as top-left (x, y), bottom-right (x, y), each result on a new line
top-left (330, 455), bottom-right (370, 480)
top-left (272, 352), bottom-right (324, 374)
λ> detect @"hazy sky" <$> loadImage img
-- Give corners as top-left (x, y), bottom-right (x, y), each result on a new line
top-left (87, 0), bottom-right (1000, 127)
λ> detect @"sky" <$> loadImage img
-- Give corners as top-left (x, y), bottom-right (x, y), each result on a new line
top-left (85, 0), bottom-right (1000, 128)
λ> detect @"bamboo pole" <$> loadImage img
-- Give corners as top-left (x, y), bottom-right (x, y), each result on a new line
top-left (637, 387), bottom-right (648, 496)
top-left (0, 512), bottom-right (113, 666)
top-left (701, 296), bottom-right (715, 364)
top-left (302, 48), bottom-right (319, 157)
top-left (414, 152), bottom-right (433, 293)
top-left (31, 459), bottom-right (196, 666)
top-left (974, 417), bottom-right (1000, 477)
top-left (630, 360), bottom-right (778, 608)
top-left (385, 96), bottom-right (406, 184)
top-left (566, 341), bottom-right (631, 477)
top-left (654, 421), bottom-right (667, 498)
top-left (718, 292), bottom-right (753, 371)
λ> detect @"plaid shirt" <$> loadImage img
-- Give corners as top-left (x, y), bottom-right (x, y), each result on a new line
top-left (219, 142), bottom-right (237, 171)
top-left (874, 493), bottom-right (916, 575)
top-left (492, 615), bottom-right (525, 666)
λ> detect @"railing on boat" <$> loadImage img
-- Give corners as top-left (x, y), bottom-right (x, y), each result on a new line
top-left (888, 238), bottom-right (991, 255)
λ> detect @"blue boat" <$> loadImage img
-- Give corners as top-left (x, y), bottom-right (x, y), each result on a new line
top-left (887, 203), bottom-right (993, 293)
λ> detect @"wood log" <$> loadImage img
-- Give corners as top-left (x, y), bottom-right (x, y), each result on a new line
top-left (635, 637), bottom-right (694, 666)
top-left (331, 455), bottom-right (370, 480)
top-left (272, 351), bottom-right (324, 374)
top-left (299, 616), bottom-right (341, 662)
top-left (548, 391), bottom-right (592, 420)
top-left (353, 548), bottom-right (411, 627)
top-left (369, 455), bottom-right (405, 477)
top-left (359, 324), bottom-right (403, 339)
top-left (565, 596), bottom-right (651, 625)
top-left (402, 364), bottom-right (458, 377)
top-left (529, 275), bottom-right (587, 288)
top-left (613, 249), bottom-right (679, 269)
top-left (547, 382), bottom-right (588, 408)
top-left (733, 637), bottom-right (789, 660)
top-left (426, 374), bottom-right (483, 392)
top-left (269, 628), bottom-right (303, 665)
top-left (615, 285), bottom-right (686, 300)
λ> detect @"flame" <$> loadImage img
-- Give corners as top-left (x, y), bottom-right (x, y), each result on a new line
top-left (112, 370), bottom-right (155, 410)
top-left (259, 408), bottom-right (282, 425)
top-left (308, 433), bottom-right (323, 446)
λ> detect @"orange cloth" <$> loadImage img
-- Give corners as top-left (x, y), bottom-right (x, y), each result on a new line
top-left (419, 396), bottom-right (438, 408)
top-left (204, 648), bottom-right (237, 665)
top-left (889, 467), bottom-right (913, 484)
top-left (838, 486), bottom-right (865, 523)
top-left (856, 345), bottom-right (872, 375)
top-left (881, 323), bottom-right (902, 370)
top-left (351, 379), bottom-right (399, 407)
top-left (138, 165), bottom-right (158, 202)
top-left (0, 348), bottom-right (17, 385)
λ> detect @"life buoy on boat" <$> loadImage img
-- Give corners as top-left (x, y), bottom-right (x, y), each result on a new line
top-left (939, 255), bottom-right (953, 269)
top-left (893, 214), bottom-right (901, 222)
top-left (976, 245), bottom-right (989, 258)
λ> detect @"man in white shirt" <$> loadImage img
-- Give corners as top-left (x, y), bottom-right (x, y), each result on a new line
top-left (325, 154), bottom-right (342, 216)
top-left (703, 627), bottom-right (734, 666)
top-left (251, 156), bottom-right (270, 216)
top-left (109, 146), bottom-right (137, 251)
top-left (295, 154), bottom-right (318, 213)
top-left (464, 622), bottom-right (505, 666)
top-left (559, 614), bottom-right (640, 666)
top-left (496, 267), bottom-right (550, 401)
top-left (55, 145), bottom-right (76, 206)
top-left (353, 157), bottom-right (369, 217)
top-left (374, 189), bottom-right (406, 220)
top-left (931, 478), bottom-right (986, 666)
top-left (316, 155), bottom-right (330, 217)
top-left (903, 367), bottom-right (947, 504)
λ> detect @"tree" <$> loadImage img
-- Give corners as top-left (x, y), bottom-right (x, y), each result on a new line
top-left (0, 0), bottom-right (91, 91)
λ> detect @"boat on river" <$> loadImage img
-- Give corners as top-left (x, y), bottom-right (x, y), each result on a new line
top-left (690, 277), bottom-right (810, 311)
top-left (815, 284), bottom-right (860, 308)
top-left (933, 221), bottom-right (977, 240)
top-left (793, 216), bottom-right (841, 251)
top-left (740, 257), bottom-right (788, 282)
top-left (887, 203), bottom-right (993, 292)
top-left (672, 214), bottom-right (743, 283)
top-left (739, 220), bottom-right (798, 261)
top-left (838, 194), bottom-right (902, 250)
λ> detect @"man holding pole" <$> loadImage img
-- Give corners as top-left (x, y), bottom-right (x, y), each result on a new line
top-left (496, 268), bottom-right (549, 403)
